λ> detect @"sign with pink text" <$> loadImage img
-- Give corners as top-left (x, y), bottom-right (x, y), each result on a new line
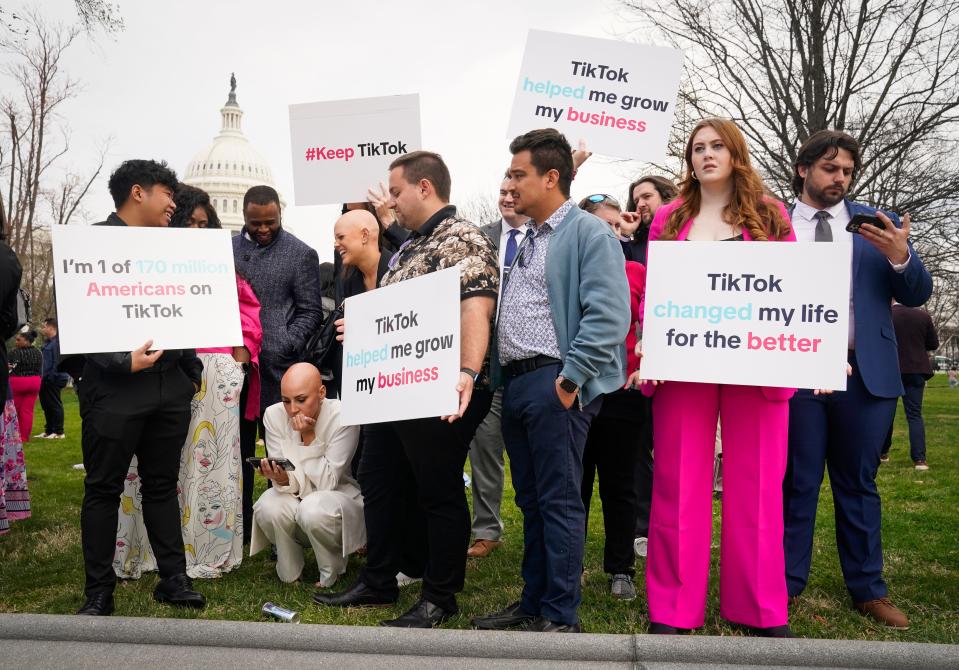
top-left (340, 267), bottom-right (461, 425)
top-left (51, 226), bottom-right (242, 354)
top-left (507, 30), bottom-right (682, 162)
top-left (640, 241), bottom-right (851, 390)
top-left (289, 94), bottom-right (421, 205)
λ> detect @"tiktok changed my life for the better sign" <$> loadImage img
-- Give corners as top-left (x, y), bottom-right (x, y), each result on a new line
top-left (339, 267), bottom-right (461, 426)
top-left (639, 242), bottom-right (852, 391)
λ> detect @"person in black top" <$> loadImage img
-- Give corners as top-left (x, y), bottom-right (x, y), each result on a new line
top-left (76, 159), bottom-right (205, 616)
top-left (8, 329), bottom-right (43, 440)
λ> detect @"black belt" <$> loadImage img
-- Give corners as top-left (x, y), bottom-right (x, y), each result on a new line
top-left (502, 355), bottom-right (560, 379)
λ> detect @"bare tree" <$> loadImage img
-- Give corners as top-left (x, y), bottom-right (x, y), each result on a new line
top-left (624, 0), bottom-right (959, 320)
top-left (459, 191), bottom-right (502, 227)
top-left (0, 11), bottom-right (106, 319)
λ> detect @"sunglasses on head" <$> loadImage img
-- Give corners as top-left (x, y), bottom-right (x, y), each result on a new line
top-left (586, 194), bottom-right (620, 208)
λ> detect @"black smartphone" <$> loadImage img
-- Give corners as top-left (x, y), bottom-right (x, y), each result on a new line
top-left (845, 213), bottom-right (886, 234)
top-left (246, 456), bottom-right (296, 471)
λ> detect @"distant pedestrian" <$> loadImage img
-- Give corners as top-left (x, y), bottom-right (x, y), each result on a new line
top-left (880, 303), bottom-right (938, 470)
top-left (37, 318), bottom-right (69, 440)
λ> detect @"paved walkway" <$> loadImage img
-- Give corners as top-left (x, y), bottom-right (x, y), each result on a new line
top-left (0, 614), bottom-right (955, 669)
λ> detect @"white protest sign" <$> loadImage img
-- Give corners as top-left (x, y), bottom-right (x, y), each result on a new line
top-left (51, 226), bottom-right (242, 355)
top-left (340, 267), bottom-right (461, 426)
top-left (507, 30), bottom-right (682, 162)
top-left (289, 94), bottom-right (421, 205)
top-left (640, 241), bottom-right (851, 390)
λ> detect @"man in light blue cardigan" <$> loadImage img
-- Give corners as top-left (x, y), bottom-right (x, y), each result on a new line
top-left (472, 129), bottom-right (630, 633)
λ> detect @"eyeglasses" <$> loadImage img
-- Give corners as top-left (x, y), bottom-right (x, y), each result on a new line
top-left (387, 239), bottom-right (413, 270)
top-left (586, 194), bottom-right (621, 208)
top-left (516, 230), bottom-right (535, 269)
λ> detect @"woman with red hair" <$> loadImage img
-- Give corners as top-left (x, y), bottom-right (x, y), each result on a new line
top-left (642, 118), bottom-right (795, 637)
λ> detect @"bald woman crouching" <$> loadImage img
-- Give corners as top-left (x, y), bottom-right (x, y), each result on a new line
top-left (250, 363), bottom-right (365, 587)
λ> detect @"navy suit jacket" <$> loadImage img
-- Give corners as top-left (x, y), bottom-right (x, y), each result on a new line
top-left (844, 200), bottom-right (932, 398)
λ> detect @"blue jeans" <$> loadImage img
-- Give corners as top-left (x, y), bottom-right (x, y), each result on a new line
top-left (502, 363), bottom-right (599, 625)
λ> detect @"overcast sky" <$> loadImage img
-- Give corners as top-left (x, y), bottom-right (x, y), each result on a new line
top-left (18, 0), bottom-right (664, 261)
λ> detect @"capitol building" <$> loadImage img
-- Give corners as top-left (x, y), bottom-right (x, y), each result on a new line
top-left (182, 75), bottom-right (282, 233)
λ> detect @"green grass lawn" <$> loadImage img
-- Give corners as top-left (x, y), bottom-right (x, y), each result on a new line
top-left (1, 377), bottom-right (956, 642)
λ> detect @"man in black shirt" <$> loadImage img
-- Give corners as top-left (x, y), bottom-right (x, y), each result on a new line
top-left (76, 160), bottom-right (205, 615)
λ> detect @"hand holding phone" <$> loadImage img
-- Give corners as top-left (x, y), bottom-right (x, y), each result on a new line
top-left (245, 456), bottom-right (296, 471)
top-left (845, 214), bottom-right (886, 234)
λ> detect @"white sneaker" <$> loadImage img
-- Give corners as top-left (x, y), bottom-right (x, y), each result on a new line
top-left (914, 461), bottom-right (930, 471)
top-left (34, 432), bottom-right (50, 439)
top-left (634, 537), bottom-right (648, 558)
top-left (50, 433), bottom-right (66, 439)
top-left (395, 571), bottom-right (422, 587)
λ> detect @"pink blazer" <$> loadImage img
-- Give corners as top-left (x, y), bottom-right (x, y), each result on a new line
top-left (198, 274), bottom-right (264, 420)
top-left (642, 197), bottom-right (796, 401)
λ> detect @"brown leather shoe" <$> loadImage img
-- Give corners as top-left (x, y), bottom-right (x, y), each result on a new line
top-left (467, 539), bottom-right (501, 558)
top-left (854, 598), bottom-right (909, 629)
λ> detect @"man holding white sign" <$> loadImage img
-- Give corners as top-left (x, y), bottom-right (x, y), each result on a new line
top-left (73, 160), bottom-right (205, 616)
top-left (783, 131), bottom-right (933, 630)
top-left (314, 151), bottom-right (499, 629)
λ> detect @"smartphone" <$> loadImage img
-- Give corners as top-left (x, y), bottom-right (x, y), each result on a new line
top-left (845, 213), bottom-right (886, 234)
top-left (246, 456), bottom-right (296, 471)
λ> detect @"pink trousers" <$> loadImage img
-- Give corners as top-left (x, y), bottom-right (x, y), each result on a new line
top-left (9, 376), bottom-right (41, 442)
top-left (646, 381), bottom-right (789, 629)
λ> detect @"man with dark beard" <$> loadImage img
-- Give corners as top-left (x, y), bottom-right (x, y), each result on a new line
top-left (782, 130), bottom-right (932, 631)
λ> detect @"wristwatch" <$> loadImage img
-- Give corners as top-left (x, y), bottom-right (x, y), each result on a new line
top-left (558, 376), bottom-right (579, 394)
top-left (460, 367), bottom-right (480, 382)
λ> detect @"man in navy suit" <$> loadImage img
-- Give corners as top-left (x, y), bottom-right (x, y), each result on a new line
top-left (783, 130), bottom-right (932, 630)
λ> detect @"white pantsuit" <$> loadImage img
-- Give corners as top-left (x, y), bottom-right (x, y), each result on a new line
top-left (250, 400), bottom-right (364, 585)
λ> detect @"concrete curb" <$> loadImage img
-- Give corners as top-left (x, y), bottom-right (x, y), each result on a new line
top-left (0, 614), bottom-right (956, 668)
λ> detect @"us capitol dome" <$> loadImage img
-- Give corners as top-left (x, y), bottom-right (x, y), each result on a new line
top-left (182, 74), bottom-right (283, 233)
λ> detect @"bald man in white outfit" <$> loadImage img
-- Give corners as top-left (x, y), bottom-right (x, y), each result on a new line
top-left (250, 363), bottom-right (365, 587)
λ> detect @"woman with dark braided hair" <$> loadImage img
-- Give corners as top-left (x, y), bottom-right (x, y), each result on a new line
top-left (641, 118), bottom-right (796, 637)
top-left (169, 184), bottom-right (222, 229)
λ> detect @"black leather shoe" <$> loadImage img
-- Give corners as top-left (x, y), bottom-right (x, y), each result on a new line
top-left (749, 624), bottom-right (795, 638)
top-left (471, 601), bottom-right (537, 630)
top-left (77, 591), bottom-right (114, 616)
top-left (380, 598), bottom-right (457, 628)
top-left (312, 580), bottom-right (397, 608)
top-left (649, 622), bottom-right (691, 635)
top-left (524, 616), bottom-right (582, 633)
top-left (153, 574), bottom-right (206, 609)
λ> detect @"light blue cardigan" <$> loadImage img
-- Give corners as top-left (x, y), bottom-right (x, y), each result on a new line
top-left (495, 203), bottom-right (630, 406)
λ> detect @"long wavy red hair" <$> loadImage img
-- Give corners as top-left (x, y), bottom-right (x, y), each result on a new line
top-left (660, 118), bottom-right (790, 241)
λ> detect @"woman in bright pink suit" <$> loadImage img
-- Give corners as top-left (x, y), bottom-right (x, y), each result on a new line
top-left (641, 118), bottom-right (796, 637)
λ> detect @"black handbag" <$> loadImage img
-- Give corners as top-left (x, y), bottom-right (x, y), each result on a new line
top-left (303, 302), bottom-right (344, 371)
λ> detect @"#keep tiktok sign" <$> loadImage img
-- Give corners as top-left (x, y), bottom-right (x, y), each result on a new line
top-left (507, 30), bottom-right (683, 162)
top-left (640, 242), bottom-right (852, 390)
top-left (289, 93), bottom-right (421, 205)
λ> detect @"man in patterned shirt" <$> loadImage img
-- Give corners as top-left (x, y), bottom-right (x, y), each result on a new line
top-left (473, 129), bottom-right (630, 633)
top-left (314, 151), bottom-right (499, 629)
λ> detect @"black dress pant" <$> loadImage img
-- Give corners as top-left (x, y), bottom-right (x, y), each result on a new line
top-left (633, 393), bottom-right (654, 538)
top-left (358, 388), bottom-right (492, 611)
top-left (238, 376), bottom-right (257, 544)
top-left (39, 379), bottom-right (65, 434)
top-left (79, 364), bottom-right (194, 596)
top-left (582, 389), bottom-right (646, 577)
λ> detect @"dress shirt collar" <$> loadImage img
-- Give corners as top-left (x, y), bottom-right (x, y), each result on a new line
top-left (535, 199), bottom-right (575, 232)
top-left (500, 217), bottom-right (529, 237)
top-left (412, 204), bottom-right (457, 239)
top-left (793, 199), bottom-right (847, 224)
